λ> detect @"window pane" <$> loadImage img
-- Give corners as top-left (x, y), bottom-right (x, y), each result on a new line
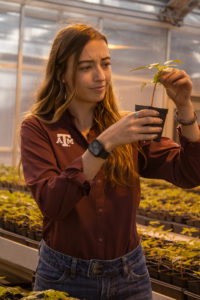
top-left (20, 69), bottom-right (44, 118)
top-left (171, 30), bottom-right (200, 95)
top-left (103, 19), bottom-right (167, 110)
top-left (78, 0), bottom-right (167, 12)
top-left (23, 7), bottom-right (99, 66)
top-left (0, 68), bottom-right (16, 147)
top-left (0, 1), bottom-right (19, 64)
top-left (23, 6), bottom-right (58, 66)
top-left (0, 152), bottom-right (12, 166)
top-left (61, 11), bottom-right (99, 28)
top-left (0, 2), bottom-right (19, 165)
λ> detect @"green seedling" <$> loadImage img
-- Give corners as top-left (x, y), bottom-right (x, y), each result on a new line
top-left (130, 59), bottom-right (184, 106)
top-left (181, 227), bottom-right (199, 237)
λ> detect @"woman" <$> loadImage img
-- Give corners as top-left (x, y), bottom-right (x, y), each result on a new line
top-left (21, 24), bottom-right (200, 300)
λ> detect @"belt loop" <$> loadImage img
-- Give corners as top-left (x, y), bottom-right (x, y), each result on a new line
top-left (87, 259), bottom-right (93, 278)
top-left (70, 258), bottom-right (77, 279)
top-left (122, 256), bottom-right (128, 277)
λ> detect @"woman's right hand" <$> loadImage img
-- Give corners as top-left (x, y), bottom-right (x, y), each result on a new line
top-left (98, 109), bottom-right (163, 151)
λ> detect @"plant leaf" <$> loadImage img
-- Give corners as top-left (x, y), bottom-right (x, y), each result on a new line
top-left (164, 59), bottom-right (184, 65)
top-left (130, 66), bottom-right (150, 72)
top-left (130, 63), bottom-right (160, 72)
top-left (149, 220), bottom-right (160, 226)
top-left (148, 63), bottom-right (160, 70)
top-left (159, 65), bottom-right (178, 70)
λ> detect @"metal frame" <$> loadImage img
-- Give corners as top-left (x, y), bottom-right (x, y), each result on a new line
top-left (2, 0), bottom-right (200, 29)
top-left (12, 4), bottom-right (25, 166)
top-left (159, 0), bottom-right (200, 26)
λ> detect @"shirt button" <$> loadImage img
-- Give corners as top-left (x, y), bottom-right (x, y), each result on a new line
top-left (98, 208), bottom-right (103, 213)
top-left (99, 238), bottom-right (103, 242)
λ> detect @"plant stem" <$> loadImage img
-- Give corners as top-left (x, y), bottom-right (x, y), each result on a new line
top-left (151, 82), bottom-right (157, 107)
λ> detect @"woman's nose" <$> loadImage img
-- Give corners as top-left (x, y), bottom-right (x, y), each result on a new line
top-left (94, 65), bottom-right (105, 81)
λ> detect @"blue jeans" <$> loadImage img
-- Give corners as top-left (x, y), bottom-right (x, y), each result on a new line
top-left (34, 239), bottom-right (152, 300)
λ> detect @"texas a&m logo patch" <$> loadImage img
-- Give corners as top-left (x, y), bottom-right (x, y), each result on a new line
top-left (56, 134), bottom-right (74, 147)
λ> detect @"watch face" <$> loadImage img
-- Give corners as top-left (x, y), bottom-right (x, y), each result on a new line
top-left (92, 140), bottom-right (101, 156)
top-left (88, 139), bottom-right (109, 159)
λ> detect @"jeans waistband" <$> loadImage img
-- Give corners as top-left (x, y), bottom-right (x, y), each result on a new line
top-left (38, 239), bottom-right (143, 279)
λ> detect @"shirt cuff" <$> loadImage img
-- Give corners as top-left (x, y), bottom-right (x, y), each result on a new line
top-left (64, 156), bottom-right (92, 196)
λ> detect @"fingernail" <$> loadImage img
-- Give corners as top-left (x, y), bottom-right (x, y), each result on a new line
top-left (154, 111), bottom-right (160, 115)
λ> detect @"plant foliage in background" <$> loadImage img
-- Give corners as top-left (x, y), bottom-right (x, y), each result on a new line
top-left (0, 287), bottom-right (80, 299)
top-left (140, 178), bottom-right (200, 220)
top-left (0, 165), bottom-right (199, 293)
top-left (0, 164), bottom-right (26, 190)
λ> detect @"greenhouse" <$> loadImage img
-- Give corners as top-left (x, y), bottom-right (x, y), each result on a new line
top-left (0, 0), bottom-right (200, 299)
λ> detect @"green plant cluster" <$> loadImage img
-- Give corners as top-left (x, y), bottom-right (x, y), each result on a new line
top-left (140, 178), bottom-right (200, 220)
top-left (0, 191), bottom-right (199, 292)
top-left (0, 164), bottom-right (199, 224)
top-left (0, 190), bottom-right (42, 237)
top-left (0, 164), bottom-right (26, 191)
top-left (138, 224), bottom-right (200, 280)
top-left (0, 287), bottom-right (80, 299)
top-left (0, 165), bottom-right (200, 289)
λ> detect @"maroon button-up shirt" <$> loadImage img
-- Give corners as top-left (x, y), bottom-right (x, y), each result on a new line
top-left (21, 110), bottom-right (200, 259)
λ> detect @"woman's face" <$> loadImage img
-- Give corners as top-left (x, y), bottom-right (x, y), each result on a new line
top-left (64, 39), bottom-right (111, 105)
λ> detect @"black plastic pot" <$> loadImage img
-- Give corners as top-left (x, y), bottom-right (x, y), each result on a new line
top-left (147, 261), bottom-right (159, 279)
top-left (3, 220), bottom-right (10, 231)
top-left (27, 230), bottom-right (35, 240)
top-left (194, 219), bottom-right (200, 227)
top-left (187, 219), bottom-right (196, 226)
top-left (174, 214), bottom-right (190, 224)
top-left (15, 225), bottom-right (27, 237)
top-left (151, 277), bottom-right (200, 300)
top-left (9, 221), bottom-right (15, 233)
top-left (188, 279), bottom-right (200, 295)
top-left (185, 290), bottom-right (200, 300)
top-left (172, 274), bottom-right (188, 288)
top-left (158, 269), bottom-right (172, 284)
top-left (35, 229), bottom-right (42, 241)
top-left (165, 214), bottom-right (176, 222)
top-left (173, 223), bottom-right (183, 234)
top-left (135, 105), bottom-right (168, 142)
top-left (157, 211), bottom-right (168, 221)
top-left (146, 211), bottom-right (158, 219)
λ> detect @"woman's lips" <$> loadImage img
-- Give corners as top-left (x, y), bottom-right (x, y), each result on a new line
top-left (91, 86), bottom-right (105, 92)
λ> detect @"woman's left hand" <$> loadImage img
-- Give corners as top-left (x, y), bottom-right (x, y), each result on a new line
top-left (159, 68), bottom-right (193, 109)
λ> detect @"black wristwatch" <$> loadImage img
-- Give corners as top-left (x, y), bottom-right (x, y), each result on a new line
top-left (88, 139), bottom-right (110, 159)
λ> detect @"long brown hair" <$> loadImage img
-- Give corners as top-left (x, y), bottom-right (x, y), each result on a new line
top-left (25, 23), bottom-right (141, 187)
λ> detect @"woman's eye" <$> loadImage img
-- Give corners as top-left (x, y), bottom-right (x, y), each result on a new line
top-left (102, 62), bottom-right (111, 68)
top-left (80, 66), bottom-right (91, 71)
